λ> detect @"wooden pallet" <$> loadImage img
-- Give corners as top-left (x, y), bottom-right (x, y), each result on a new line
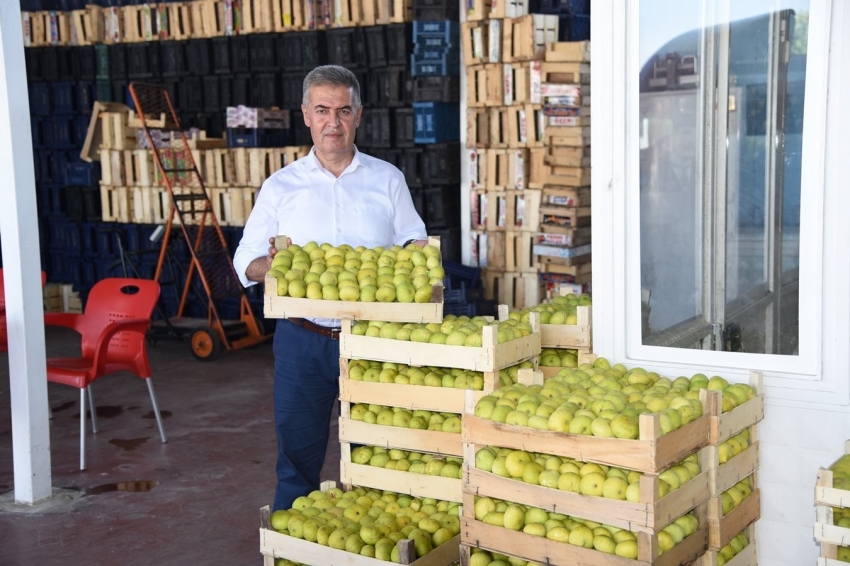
top-left (815, 441), bottom-right (850, 563)
top-left (338, 312), bottom-right (540, 372)
top-left (100, 186), bottom-right (131, 222)
top-left (460, 504), bottom-right (708, 566)
top-left (70, 6), bottom-right (104, 45)
top-left (695, 523), bottom-right (757, 566)
top-left (130, 186), bottom-right (168, 224)
top-left (708, 372), bottom-right (765, 444)
top-left (502, 15), bottom-right (557, 62)
top-left (708, 489), bottom-right (760, 551)
top-left (260, 485), bottom-right (461, 566)
top-left (461, 20), bottom-right (501, 66)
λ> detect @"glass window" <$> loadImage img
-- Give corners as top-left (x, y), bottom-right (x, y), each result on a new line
top-left (637, 0), bottom-right (809, 355)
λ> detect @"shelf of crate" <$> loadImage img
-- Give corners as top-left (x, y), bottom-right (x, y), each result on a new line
top-left (460, 500), bottom-right (709, 566)
top-left (462, 390), bottom-right (711, 474)
top-left (707, 489), bottom-right (761, 550)
top-left (339, 313), bottom-right (541, 372)
top-left (707, 434), bottom-right (760, 497)
top-left (696, 523), bottom-right (757, 565)
top-left (708, 372), bottom-right (765, 444)
top-left (261, 502), bottom-right (461, 566)
top-left (540, 305), bottom-right (592, 348)
top-left (264, 236), bottom-right (445, 323)
top-left (461, 446), bottom-right (711, 533)
top-left (815, 444), bottom-right (850, 563)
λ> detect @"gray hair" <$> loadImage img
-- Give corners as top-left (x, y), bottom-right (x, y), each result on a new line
top-left (302, 65), bottom-right (362, 109)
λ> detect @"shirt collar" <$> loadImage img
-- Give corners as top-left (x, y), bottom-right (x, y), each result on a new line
top-left (306, 145), bottom-right (371, 174)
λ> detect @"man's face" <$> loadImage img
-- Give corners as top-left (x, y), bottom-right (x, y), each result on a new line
top-left (302, 84), bottom-right (362, 157)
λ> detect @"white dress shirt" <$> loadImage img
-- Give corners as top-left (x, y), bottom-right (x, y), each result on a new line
top-left (233, 147), bottom-right (427, 325)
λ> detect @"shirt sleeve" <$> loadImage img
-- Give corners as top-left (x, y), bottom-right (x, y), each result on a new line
top-left (233, 179), bottom-right (278, 288)
top-left (392, 177), bottom-right (428, 246)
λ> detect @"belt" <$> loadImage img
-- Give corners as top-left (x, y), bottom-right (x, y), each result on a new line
top-left (289, 318), bottom-right (341, 340)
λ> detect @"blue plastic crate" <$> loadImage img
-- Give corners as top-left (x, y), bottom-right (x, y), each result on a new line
top-left (412, 21), bottom-right (459, 44)
top-left (28, 82), bottom-right (51, 116)
top-left (559, 13), bottom-right (590, 41)
top-left (77, 81), bottom-right (96, 115)
top-left (443, 261), bottom-right (481, 287)
top-left (96, 225), bottom-right (118, 258)
top-left (49, 254), bottom-right (67, 282)
top-left (31, 118), bottom-right (44, 149)
top-left (443, 302), bottom-right (477, 317)
top-left (42, 118), bottom-right (75, 150)
top-left (80, 222), bottom-right (98, 256)
top-left (413, 102), bottom-right (460, 143)
top-left (38, 152), bottom-right (68, 186)
top-left (81, 260), bottom-right (98, 290)
top-left (226, 127), bottom-right (292, 148)
top-left (530, 0), bottom-right (589, 14)
top-left (51, 82), bottom-right (77, 115)
top-left (412, 45), bottom-right (459, 61)
top-left (66, 161), bottom-right (99, 186)
top-left (411, 52), bottom-right (460, 76)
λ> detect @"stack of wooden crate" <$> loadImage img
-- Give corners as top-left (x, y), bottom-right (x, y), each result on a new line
top-left (463, 7), bottom-right (560, 309)
top-left (815, 441), bottom-right (850, 565)
top-left (90, 105), bottom-right (309, 225)
top-left (458, 365), bottom-right (764, 566)
top-left (533, 40), bottom-right (592, 292)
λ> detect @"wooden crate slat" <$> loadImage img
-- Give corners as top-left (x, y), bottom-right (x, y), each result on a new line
top-left (544, 40), bottom-right (590, 62)
top-left (341, 460), bottom-right (463, 502)
top-left (709, 441), bottom-right (760, 497)
top-left (540, 304), bottom-right (592, 347)
top-left (502, 14), bottom-right (558, 63)
top-left (504, 61), bottom-right (542, 106)
top-left (340, 378), bottom-right (487, 413)
top-left (709, 373), bottom-right (765, 444)
top-left (339, 417), bottom-right (463, 456)
top-left (708, 490), bottom-right (761, 550)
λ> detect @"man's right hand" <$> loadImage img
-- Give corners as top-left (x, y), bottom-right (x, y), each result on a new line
top-left (246, 237), bottom-right (292, 283)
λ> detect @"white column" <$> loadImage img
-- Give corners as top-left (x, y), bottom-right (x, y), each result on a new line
top-left (0, 0), bottom-right (53, 503)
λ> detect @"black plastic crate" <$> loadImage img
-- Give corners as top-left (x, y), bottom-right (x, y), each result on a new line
top-left (203, 75), bottom-right (221, 112)
top-left (211, 37), bottom-right (232, 74)
top-left (424, 185), bottom-right (460, 228)
top-left (249, 34), bottom-right (277, 71)
top-left (109, 44), bottom-right (128, 79)
top-left (178, 76), bottom-right (204, 113)
top-left (195, 112), bottom-right (224, 139)
top-left (77, 81), bottom-right (96, 114)
top-left (427, 224), bottom-right (460, 261)
top-left (358, 108), bottom-right (391, 148)
top-left (43, 118), bottom-right (75, 149)
top-left (364, 26), bottom-right (387, 67)
top-left (185, 39), bottom-right (212, 76)
top-left (386, 23), bottom-right (412, 66)
top-left (276, 33), bottom-right (302, 70)
top-left (38, 151), bottom-right (68, 184)
top-left (226, 127), bottom-right (291, 148)
top-left (353, 69), bottom-right (369, 107)
top-left (72, 46), bottom-right (96, 81)
top-left (300, 31), bottom-right (327, 70)
top-left (410, 187), bottom-right (426, 221)
top-left (378, 67), bottom-right (412, 107)
top-left (161, 77), bottom-right (180, 110)
top-left (231, 36), bottom-right (250, 71)
top-left (127, 42), bottom-right (161, 79)
top-left (290, 110), bottom-right (312, 145)
top-left (422, 142), bottom-right (460, 184)
top-left (412, 0), bottom-right (459, 20)
top-left (25, 48), bottom-right (41, 81)
top-left (160, 41), bottom-right (186, 77)
top-left (219, 75), bottom-right (233, 108)
top-left (95, 80), bottom-right (112, 102)
top-left (39, 48), bottom-right (59, 81)
top-left (280, 71), bottom-right (306, 108)
top-left (231, 74), bottom-right (252, 106)
top-left (56, 47), bottom-right (75, 81)
top-left (29, 82), bottom-right (51, 116)
top-left (92, 44), bottom-right (108, 81)
top-left (558, 13), bottom-right (590, 41)
top-left (397, 147), bottom-right (423, 187)
top-left (251, 73), bottom-right (278, 108)
top-left (412, 75), bottom-right (459, 102)
top-left (326, 28), bottom-right (367, 69)
top-left (112, 80), bottom-right (129, 108)
top-left (393, 107), bottom-right (415, 148)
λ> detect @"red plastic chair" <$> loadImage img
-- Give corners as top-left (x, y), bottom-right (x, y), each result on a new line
top-left (0, 268), bottom-right (46, 353)
top-left (45, 278), bottom-right (167, 470)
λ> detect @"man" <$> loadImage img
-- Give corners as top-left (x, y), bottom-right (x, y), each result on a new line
top-left (233, 65), bottom-right (427, 511)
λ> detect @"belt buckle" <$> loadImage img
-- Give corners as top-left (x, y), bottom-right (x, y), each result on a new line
top-left (330, 328), bottom-right (341, 340)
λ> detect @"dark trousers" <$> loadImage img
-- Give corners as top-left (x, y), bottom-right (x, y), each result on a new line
top-left (272, 319), bottom-right (340, 511)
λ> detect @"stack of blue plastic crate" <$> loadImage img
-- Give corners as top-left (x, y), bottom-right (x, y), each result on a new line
top-left (441, 261), bottom-right (494, 317)
top-left (528, 0), bottom-right (590, 41)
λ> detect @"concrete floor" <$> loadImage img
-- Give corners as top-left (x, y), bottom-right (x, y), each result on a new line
top-left (0, 326), bottom-right (341, 566)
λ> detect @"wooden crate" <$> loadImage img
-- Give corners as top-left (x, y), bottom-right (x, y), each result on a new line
top-left (543, 165), bottom-right (590, 187)
top-left (468, 149), bottom-right (486, 191)
top-left (31, 11), bottom-right (72, 46)
top-left (260, 486), bottom-right (461, 566)
top-left (540, 304), bottom-right (591, 348)
top-left (463, 388), bottom-right (712, 473)
top-left (815, 441), bottom-right (850, 563)
top-left (708, 372), bottom-right (765, 445)
top-left (483, 232), bottom-right (505, 270)
top-left (338, 312), bottom-right (541, 372)
top-left (544, 40), bottom-right (591, 63)
top-left (163, 2), bottom-right (193, 39)
top-left (466, 108), bottom-right (490, 149)
top-left (376, 0), bottom-right (411, 24)
top-left (272, 0), bottom-right (306, 30)
top-left (540, 202), bottom-right (591, 230)
top-left (102, 7), bottom-right (124, 45)
top-left (100, 149), bottom-right (125, 186)
top-left (339, 415), bottom-right (464, 457)
top-left (70, 6), bottom-right (104, 45)
top-left (470, 190), bottom-right (487, 230)
top-left (265, 236), bottom-right (444, 323)
top-left (489, 0), bottom-right (528, 18)
top-left (460, 502), bottom-right (708, 566)
top-left (130, 186), bottom-right (168, 224)
top-left (341, 453), bottom-right (463, 502)
top-left (100, 112), bottom-right (138, 151)
top-left (504, 61), bottom-right (542, 105)
top-left (542, 61), bottom-right (591, 84)
top-left (210, 187), bottom-right (247, 226)
top-left (504, 231), bottom-right (536, 273)
top-left (707, 488), bottom-right (760, 551)
top-left (706, 430), bottom-right (759, 498)
top-left (695, 523), bottom-right (757, 566)
top-left (546, 144), bottom-right (590, 168)
top-left (123, 150), bottom-right (159, 187)
top-left (100, 186), bottom-right (131, 222)
top-left (543, 125), bottom-right (591, 148)
top-left (528, 147), bottom-right (547, 188)
top-left (461, 20), bottom-right (502, 66)
top-left (465, 0), bottom-right (491, 21)
top-left (484, 149), bottom-right (528, 191)
top-left (482, 270), bottom-right (541, 310)
top-left (488, 105), bottom-right (543, 149)
top-left (502, 15), bottom-right (558, 62)
top-left (489, 106), bottom-right (516, 148)
top-left (239, 0), bottom-right (274, 32)
top-left (123, 5), bottom-right (158, 42)
top-left (189, 0), bottom-right (228, 38)
top-left (466, 64), bottom-right (502, 108)
top-left (538, 257), bottom-right (592, 283)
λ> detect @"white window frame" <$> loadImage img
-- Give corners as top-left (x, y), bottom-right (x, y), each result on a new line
top-left (591, 0), bottom-right (850, 406)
